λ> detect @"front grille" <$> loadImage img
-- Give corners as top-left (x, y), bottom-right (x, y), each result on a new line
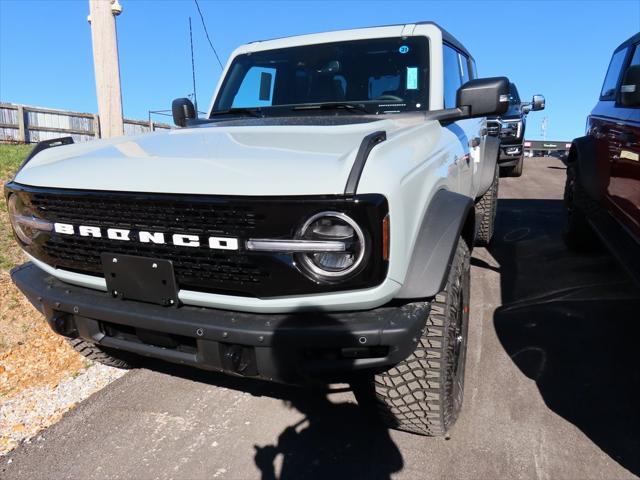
top-left (42, 236), bottom-right (266, 287)
top-left (486, 120), bottom-right (500, 137)
top-left (29, 193), bottom-right (260, 234)
top-left (499, 121), bottom-right (521, 139)
top-left (29, 191), bottom-right (268, 295)
top-left (8, 185), bottom-right (388, 298)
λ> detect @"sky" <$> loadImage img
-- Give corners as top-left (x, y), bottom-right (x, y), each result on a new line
top-left (1, 0), bottom-right (639, 141)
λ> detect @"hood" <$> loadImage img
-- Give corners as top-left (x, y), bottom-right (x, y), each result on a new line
top-left (15, 118), bottom-right (405, 196)
top-left (501, 104), bottom-right (523, 120)
top-left (488, 104), bottom-right (523, 122)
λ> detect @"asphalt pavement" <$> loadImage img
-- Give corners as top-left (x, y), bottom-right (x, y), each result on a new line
top-left (3, 156), bottom-right (640, 480)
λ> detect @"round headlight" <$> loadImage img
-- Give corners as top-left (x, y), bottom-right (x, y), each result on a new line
top-left (7, 194), bottom-right (51, 245)
top-left (295, 211), bottom-right (366, 282)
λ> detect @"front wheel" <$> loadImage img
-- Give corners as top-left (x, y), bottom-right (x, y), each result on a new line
top-left (67, 338), bottom-right (138, 369)
top-left (501, 155), bottom-right (524, 177)
top-left (511, 155), bottom-right (524, 177)
top-left (353, 239), bottom-right (471, 436)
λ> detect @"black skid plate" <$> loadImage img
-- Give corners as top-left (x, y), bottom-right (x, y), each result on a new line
top-left (101, 253), bottom-right (178, 306)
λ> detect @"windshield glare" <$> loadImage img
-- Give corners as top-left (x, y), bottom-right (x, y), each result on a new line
top-left (508, 83), bottom-right (521, 105)
top-left (212, 37), bottom-right (429, 116)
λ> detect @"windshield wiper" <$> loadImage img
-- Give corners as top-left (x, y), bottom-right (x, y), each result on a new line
top-left (209, 107), bottom-right (264, 118)
top-left (291, 102), bottom-right (370, 114)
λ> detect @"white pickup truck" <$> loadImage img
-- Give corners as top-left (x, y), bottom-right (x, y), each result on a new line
top-left (7, 21), bottom-right (508, 435)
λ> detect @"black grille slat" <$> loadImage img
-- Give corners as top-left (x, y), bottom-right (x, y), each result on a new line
top-left (41, 237), bottom-right (267, 287)
top-left (31, 194), bottom-right (260, 233)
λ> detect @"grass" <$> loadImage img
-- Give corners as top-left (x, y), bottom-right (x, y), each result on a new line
top-left (0, 144), bottom-right (33, 271)
top-left (0, 144), bottom-right (32, 183)
top-left (0, 143), bottom-right (87, 455)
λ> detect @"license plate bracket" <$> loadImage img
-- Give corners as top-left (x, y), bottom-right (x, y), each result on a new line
top-left (101, 253), bottom-right (178, 306)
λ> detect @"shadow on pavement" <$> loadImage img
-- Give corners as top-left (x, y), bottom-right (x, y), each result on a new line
top-left (252, 391), bottom-right (401, 480)
top-left (489, 198), bottom-right (640, 476)
top-left (139, 313), bottom-right (403, 480)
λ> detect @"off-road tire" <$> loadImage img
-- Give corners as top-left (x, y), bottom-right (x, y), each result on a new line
top-left (475, 165), bottom-right (499, 246)
top-left (67, 338), bottom-right (138, 369)
top-left (501, 155), bottom-right (524, 177)
top-left (511, 155), bottom-right (524, 177)
top-left (353, 239), bottom-right (471, 436)
top-left (563, 162), bottom-right (600, 252)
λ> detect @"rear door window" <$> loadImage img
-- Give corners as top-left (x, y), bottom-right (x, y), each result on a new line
top-left (600, 47), bottom-right (629, 100)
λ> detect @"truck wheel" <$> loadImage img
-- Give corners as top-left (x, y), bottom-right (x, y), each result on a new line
top-left (353, 239), bottom-right (470, 436)
top-left (508, 155), bottom-right (524, 177)
top-left (67, 338), bottom-right (138, 369)
top-left (475, 165), bottom-right (499, 246)
top-left (501, 155), bottom-right (524, 178)
top-left (563, 163), bottom-right (600, 252)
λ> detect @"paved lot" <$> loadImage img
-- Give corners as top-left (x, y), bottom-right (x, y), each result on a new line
top-left (3, 156), bottom-right (640, 480)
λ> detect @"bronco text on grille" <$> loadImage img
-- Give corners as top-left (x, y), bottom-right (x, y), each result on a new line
top-left (7, 185), bottom-right (389, 298)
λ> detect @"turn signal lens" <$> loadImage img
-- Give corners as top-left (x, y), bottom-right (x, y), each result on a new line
top-left (382, 214), bottom-right (390, 261)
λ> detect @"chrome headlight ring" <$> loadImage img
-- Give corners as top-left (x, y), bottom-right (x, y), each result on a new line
top-left (295, 211), bottom-right (367, 282)
top-left (7, 194), bottom-right (52, 245)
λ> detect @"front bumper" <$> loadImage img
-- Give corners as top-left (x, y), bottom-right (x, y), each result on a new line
top-left (498, 143), bottom-right (523, 164)
top-left (12, 262), bottom-right (428, 383)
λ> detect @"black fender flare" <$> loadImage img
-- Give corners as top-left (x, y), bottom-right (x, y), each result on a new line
top-left (14, 137), bottom-right (74, 177)
top-left (475, 135), bottom-right (500, 198)
top-left (396, 189), bottom-right (473, 299)
top-left (567, 135), bottom-right (607, 202)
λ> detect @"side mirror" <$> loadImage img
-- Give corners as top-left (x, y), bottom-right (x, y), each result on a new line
top-left (531, 94), bottom-right (545, 111)
top-left (620, 65), bottom-right (640, 107)
top-left (456, 77), bottom-right (510, 117)
top-left (521, 103), bottom-right (532, 114)
top-left (172, 98), bottom-right (196, 127)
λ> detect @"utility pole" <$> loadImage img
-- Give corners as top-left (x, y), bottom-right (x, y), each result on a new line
top-left (88, 0), bottom-right (124, 138)
top-left (540, 116), bottom-right (548, 141)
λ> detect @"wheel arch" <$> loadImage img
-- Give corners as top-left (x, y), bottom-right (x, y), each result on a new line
top-left (396, 189), bottom-right (474, 299)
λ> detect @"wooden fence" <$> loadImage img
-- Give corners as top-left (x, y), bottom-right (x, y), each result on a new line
top-left (0, 103), bottom-right (171, 144)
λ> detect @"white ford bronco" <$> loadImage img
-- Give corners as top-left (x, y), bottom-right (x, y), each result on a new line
top-left (7, 22), bottom-right (508, 435)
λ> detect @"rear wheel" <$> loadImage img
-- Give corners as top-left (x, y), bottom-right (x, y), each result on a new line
top-left (475, 164), bottom-right (499, 246)
top-left (353, 239), bottom-right (471, 436)
top-left (563, 162), bottom-right (600, 252)
top-left (67, 338), bottom-right (138, 369)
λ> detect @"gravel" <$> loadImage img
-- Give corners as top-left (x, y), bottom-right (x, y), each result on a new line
top-left (0, 363), bottom-right (126, 454)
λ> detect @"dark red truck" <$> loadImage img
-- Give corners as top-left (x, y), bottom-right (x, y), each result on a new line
top-left (564, 32), bottom-right (640, 283)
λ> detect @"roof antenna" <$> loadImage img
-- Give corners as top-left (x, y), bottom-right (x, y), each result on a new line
top-left (189, 17), bottom-right (198, 115)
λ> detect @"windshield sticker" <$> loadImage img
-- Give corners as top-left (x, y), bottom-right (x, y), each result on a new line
top-left (399, 45), bottom-right (409, 54)
top-left (406, 67), bottom-right (418, 90)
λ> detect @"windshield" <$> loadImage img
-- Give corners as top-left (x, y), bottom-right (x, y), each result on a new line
top-left (508, 83), bottom-right (521, 105)
top-left (212, 37), bottom-right (429, 117)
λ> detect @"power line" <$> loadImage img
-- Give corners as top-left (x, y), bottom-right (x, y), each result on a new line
top-left (193, 0), bottom-right (224, 70)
